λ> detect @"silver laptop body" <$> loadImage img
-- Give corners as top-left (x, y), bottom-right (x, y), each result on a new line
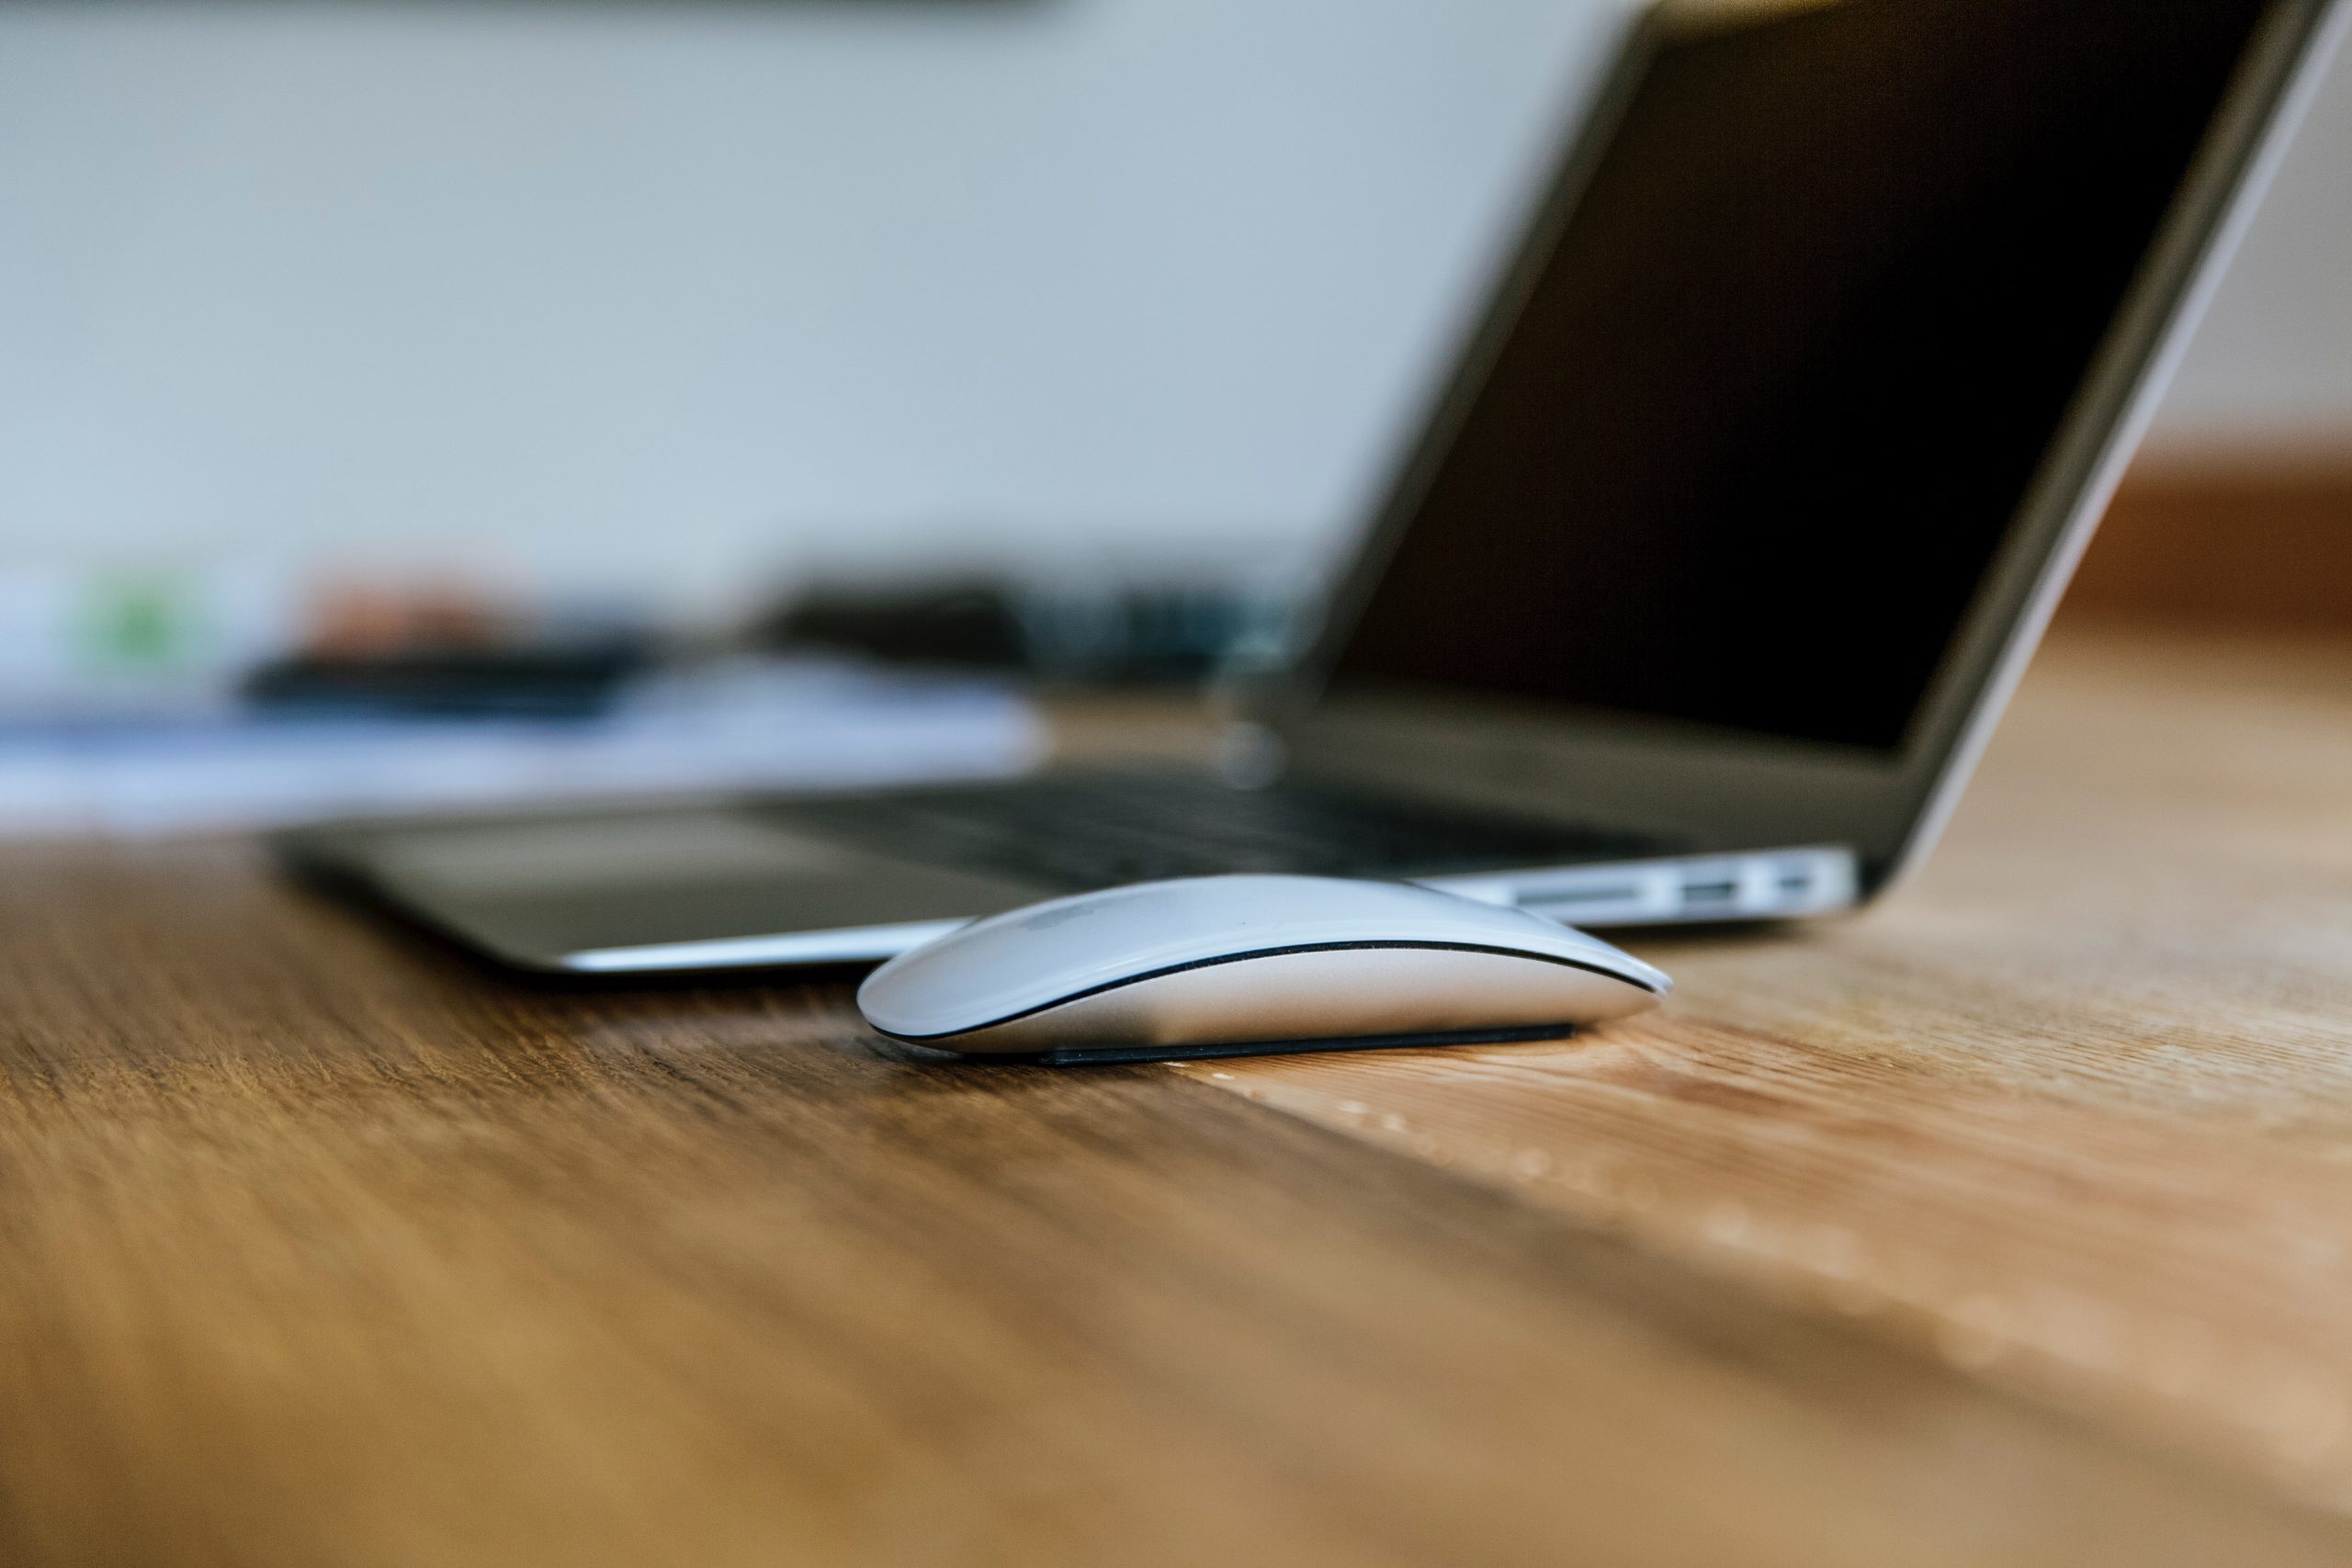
top-left (280, 0), bottom-right (2347, 975)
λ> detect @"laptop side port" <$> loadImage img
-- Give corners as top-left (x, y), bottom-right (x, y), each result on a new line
top-left (1440, 845), bottom-right (1860, 928)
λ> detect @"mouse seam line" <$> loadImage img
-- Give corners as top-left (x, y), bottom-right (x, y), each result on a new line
top-left (871, 940), bottom-right (1663, 1043)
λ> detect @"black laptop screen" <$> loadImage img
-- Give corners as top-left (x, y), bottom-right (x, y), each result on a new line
top-left (1328, 0), bottom-right (2275, 751)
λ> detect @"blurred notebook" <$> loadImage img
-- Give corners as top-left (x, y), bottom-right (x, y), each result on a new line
top-left (0, 659), bottom-right (1041, 839)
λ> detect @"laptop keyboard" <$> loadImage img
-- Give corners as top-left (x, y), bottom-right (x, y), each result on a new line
top-left (761, 773), bottom-right (1666, 890)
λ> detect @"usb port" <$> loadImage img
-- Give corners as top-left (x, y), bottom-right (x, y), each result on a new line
top-left (1523, 885), bottom-right (1642, 906)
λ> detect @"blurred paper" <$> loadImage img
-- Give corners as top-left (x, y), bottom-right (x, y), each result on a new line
top-left (0, 659), bottom-right (1043, 839)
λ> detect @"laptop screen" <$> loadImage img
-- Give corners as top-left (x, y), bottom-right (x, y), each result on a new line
top-left (1328, 0), bottom-right (2276, 752)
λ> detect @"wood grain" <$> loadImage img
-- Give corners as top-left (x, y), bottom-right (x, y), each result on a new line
top-left (0, 804), bottom-right (2338, 1557)
top-left (1, 628), bottom-right (2349, 1564)
top-left (1183, 626), bottom-right (2352, 1510)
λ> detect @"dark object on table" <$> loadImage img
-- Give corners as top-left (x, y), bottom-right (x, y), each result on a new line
top-left (243, 641), bottom-right (651, 720)
top-left (772, 582), bottom-right (1029, 672)
top-left (769, 578), bottom-right (1285, 687)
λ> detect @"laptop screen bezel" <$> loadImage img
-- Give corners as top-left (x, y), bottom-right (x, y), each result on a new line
top-left (1263, 0), bottom-right (2346, 888)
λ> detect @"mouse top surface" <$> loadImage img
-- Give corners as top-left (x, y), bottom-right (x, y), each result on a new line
top-left (856, 874), bottom-right (1670, 1044)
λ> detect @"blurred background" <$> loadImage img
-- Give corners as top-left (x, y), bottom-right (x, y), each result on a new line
top-left (3, 0), bottom-right (2347, 834)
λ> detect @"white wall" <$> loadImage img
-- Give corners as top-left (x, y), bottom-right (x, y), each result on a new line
top-left (0, 0), bottom-right (1623, 613)
top-left (2149, 28), bottom-right (2352, 459)
top-left (1, 1), bottom-right (2346, 615)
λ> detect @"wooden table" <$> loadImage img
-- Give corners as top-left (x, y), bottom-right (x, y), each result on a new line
top-left (6, 627), bottom-right (2352, 1565)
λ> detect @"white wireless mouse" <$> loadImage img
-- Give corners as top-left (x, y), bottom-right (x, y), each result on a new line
top-left (855, 874), bottom-right (1669, 1064)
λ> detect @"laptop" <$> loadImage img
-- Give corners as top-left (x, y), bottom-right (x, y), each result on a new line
top-left (280, 0), bottom-right (2347, 976)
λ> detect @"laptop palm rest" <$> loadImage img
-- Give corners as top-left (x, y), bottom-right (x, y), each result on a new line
top-left (287, 805), bottom-right (1055, 972)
